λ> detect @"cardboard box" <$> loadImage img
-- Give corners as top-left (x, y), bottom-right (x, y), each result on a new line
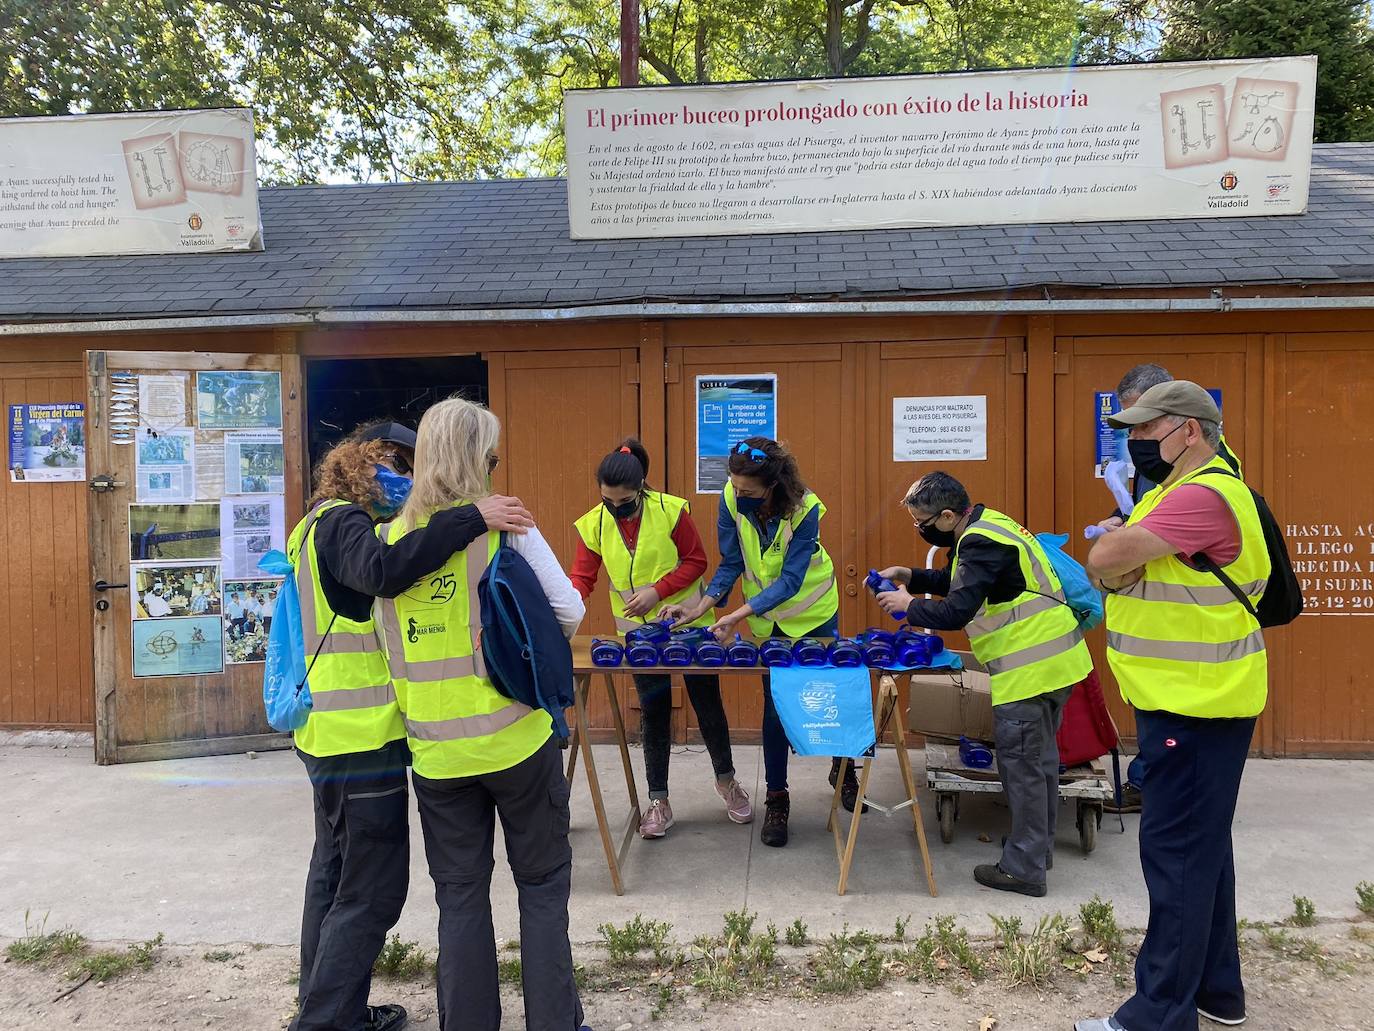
top-left (906, 650), bottom-right (994, 744)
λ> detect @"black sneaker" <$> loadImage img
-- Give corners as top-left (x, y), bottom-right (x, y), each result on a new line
top-left (1198, 1004), bottom-right (1246, 1026)
top-left (828, 759), bottom-right (869, 814)
top-left (974, 863), bottom-right (1047, 897)
top-left (761, 790), bottom-right (790, 847)
top-left (365, 1004), bottom-right (408, 1031)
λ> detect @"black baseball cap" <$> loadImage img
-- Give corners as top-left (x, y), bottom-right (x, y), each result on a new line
top-left (352, 421), bottom-right (417, 450)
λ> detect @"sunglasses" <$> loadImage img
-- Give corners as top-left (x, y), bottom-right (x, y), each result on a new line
top-left (913, 512), bottom-right (941, 531)
top-left (732, 441), bottom-right (768, 463)
top-left (487, 454), bottom-right (500, 473)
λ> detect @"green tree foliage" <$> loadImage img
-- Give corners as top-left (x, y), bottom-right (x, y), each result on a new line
top-left (1160, 0), bottom-right (1374, 141)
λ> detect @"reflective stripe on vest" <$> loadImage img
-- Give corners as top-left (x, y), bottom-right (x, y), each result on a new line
top-left (1104, 454), bottom-right (1270, 719)
top-left (373, 513), bottom-right (548, 779)
top-left (574, 491), bottom-right (711, 631)
top-left (723, 483), bottom-right (838, 637)
top-left (951, 508), bottom-right (1093, 706)
top-left (287, 500), bottom-right (402, 757)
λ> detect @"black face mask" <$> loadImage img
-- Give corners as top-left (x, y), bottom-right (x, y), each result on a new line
top-left (603, 495), bottom-right (641, 521)
top-left (918, 517), bottom-right (960, 549)
top-left (1127, 422), bottom-right (1186, 485)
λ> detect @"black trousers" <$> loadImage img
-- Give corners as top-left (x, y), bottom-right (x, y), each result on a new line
top-left (294, 739), bottom-right (411, 1031)
top-left (1116, 710), bottom-right (1255, 1031)
top-left (633, 672), bottom-right (735, 799)
top-left (413, 736), bottom-right (582, 1031)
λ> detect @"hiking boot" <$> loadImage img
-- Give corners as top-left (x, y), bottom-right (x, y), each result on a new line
top-left (1104, 784), bottom-right (1142, 814)
top-left (639, 798), bottom-right (674, 839)
top-left (974, 862), bottom-right (1047, 897)
top-left (365, 1004), bottom-right (408, 1031)
top-left (760, 790), bottom-right (790, 847)
top-left (828, 758), bottom-right (869, 814)
top-left (714, 777), bottom-right (753, 824)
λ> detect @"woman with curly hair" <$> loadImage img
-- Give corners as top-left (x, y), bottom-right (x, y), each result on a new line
top-left (662, 436), bottom-right (841, 849)
top-left (288, 420), bottom-right (533, 1031)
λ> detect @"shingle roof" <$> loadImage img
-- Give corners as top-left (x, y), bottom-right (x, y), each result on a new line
top-left (3, 143), bottom-right (1374, 322)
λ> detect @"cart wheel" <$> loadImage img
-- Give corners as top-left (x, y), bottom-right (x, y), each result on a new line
top-left (1078, 801), bottom-right (1101, 854)
top-left (938, 794), bottom-right (957, 844)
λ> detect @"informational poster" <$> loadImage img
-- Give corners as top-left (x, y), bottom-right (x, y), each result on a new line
top-left (196, 371), bottom-right (282, 429)
top-left (892, 395), bottom-right (987, 462)
top-left (128, 503), bottom-right (221, 561)
top-left (131, 562), bottom-right (222, 619)
top-left (134, 428), bottom-right (195, 503)
top-left (220, 494), bottom-right (286, 579)
top-left (8, 403), bottom-right (85, 482)
top-left (1095, 387), bottom-right (1223, 476)
top-left (696, 374), bottom-right (777, 494)
top-left (564, 56), bottom-right (1316, 239)
top-left (224, 431), bottom-right (284, 493)
top-left (0, 108), bottom-right (263, 259)
top-left (138, 373), bottom-right (189, 431)
top-left (224, 578), bottom-right (281, 664)
top-left (132, 616), bottom-right (224, 678)
top-left (194, 431), bottom-right (227, 500)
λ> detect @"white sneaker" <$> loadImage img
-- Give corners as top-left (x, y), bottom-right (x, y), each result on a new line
top-left (1074, 1019), bottom-right (1127, 1031)
top-left (1198, 1007), bottom-right (1246, 1026)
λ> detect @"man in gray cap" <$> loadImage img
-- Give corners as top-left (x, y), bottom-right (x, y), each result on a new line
top-left (1077, 381), bottom-right (1271, 1031)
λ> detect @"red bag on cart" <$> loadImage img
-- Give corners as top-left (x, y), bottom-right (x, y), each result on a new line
top-left (1055, 669), bottom-right (1127, 827)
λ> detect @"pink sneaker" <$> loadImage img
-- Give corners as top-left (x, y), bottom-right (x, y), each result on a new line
top-left (639, 798), bottom-right (674, 839)
top-left (714, 778), bottom-right (753, 824)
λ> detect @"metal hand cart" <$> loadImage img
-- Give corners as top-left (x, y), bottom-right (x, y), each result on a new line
top-left (924, 740), bottom-right (1115, 854)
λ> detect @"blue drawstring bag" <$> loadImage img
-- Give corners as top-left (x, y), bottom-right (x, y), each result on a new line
top-left (259, 550), bottom-right (314, 733)
top-left (1036, 533), bottom-right (1105, 631)
top-left (769, 665), bottom-right (876, 758)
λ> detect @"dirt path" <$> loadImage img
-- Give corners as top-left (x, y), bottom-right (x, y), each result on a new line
top-left (2, 924), bottom-right (1371, 1030)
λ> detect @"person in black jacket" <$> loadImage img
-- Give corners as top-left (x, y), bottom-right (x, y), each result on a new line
top-left (290, 421), bottom-right (534, 1031)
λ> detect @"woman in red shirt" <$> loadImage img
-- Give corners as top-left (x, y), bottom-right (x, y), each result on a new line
top-left (571, 440), bottom-right (752, 839)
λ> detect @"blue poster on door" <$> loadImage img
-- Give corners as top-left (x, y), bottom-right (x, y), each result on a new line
top-left (1094, 387), bottom-right (1222, 478)
top-left (696, 375), bottom-right (777, 494)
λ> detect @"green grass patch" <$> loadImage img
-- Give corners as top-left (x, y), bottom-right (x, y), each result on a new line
top-left (1290, 895), bottom-right (1317, 928)
top-left (785, 918), bottom-right (808, 948)
top-left (1357, 882), bottom-right (1374, 917)
top-left (202, 949), bottom-right (236, 963)
top-left (4, 914), bottom-right (87, 966)
top-left (372, 936), bottom-right (430, 980)
top-left (70, 933), bottom-right (164, 983)
top-left (597, 915), bottom-right (674, 967)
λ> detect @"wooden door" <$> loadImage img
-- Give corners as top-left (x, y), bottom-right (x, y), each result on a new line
top-left (0, 360), bottom-right (95, 729)
top-left (1050, 332), bottom-right (1263, 748)
top-left (862, 337), bottom-right (1028, 653)
top-left (486, 348), bottom-right (640, 736)
top-left (664, 343), bottom-right (861, 740)
top-left (1269, 331), bottom-right (1374, 756)
top-left (87, 351), bottom-right (305, 764)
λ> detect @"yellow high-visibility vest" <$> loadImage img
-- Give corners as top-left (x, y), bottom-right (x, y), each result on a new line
top-left (722, 482), bottom-right (838, 638)
top-left (287, 500), bottom-right (403, 758)
top-left (374, 503), bottom-right (551, 779)
top-left (951, 508), bottom-right (1094, 706)
top-left (573, 490), bottom-right (710, 632)
top-left (1106, 455), bottom-right (1269, 718)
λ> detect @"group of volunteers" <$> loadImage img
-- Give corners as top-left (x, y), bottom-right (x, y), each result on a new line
top-left (285, 361), bottom-right (1271, 1031)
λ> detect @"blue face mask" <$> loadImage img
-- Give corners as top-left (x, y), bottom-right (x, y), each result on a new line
top-left (374, 465), bottom-right (412, 516)
top-left (736, 495), bottom-right (764, 515)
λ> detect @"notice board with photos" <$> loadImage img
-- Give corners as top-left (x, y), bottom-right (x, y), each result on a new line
top-left (86, 351), bottom-right (303, 764)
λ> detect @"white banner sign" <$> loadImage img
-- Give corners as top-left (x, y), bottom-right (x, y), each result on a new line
top-left (893, 396), bottom-right (987, 462)
top-left (0, 108), bottom-right (263, 258)
top-left (565, 57), bottom-right (1316, 239)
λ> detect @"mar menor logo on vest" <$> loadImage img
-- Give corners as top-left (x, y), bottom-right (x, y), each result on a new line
top-left (407, 616), bottom-right (446, 643)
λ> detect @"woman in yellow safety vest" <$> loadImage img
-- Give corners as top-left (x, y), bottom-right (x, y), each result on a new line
top-left (286, 421), bottom-right (531, 1031)
top-left (372, 398), bottom-right (587, 1031)
top-left (571, 438), bottom-right (753, 840)
top-left (662, 437), bottom-right (842, 849)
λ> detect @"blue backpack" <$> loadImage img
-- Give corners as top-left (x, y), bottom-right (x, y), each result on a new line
top-left (478, 535), bottom-right (575, 738)
top-left (259, 549), bottom-right (334, 733)
top-left (1035, 533), bottom-right (1105, 631)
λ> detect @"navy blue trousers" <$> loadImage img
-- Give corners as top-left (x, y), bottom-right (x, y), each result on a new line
top-left (1115, 710), bottom-right (1255, 1031)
